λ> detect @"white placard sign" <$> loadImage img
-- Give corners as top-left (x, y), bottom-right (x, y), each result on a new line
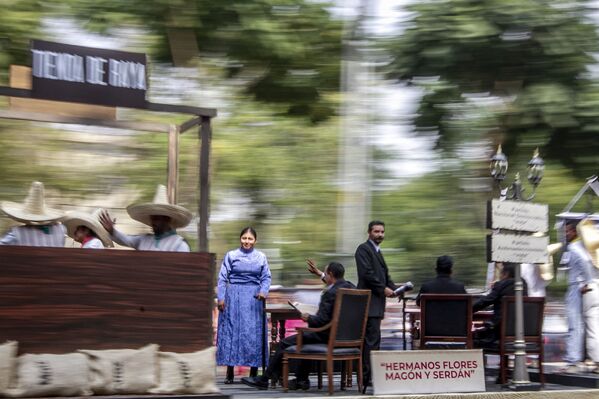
top-left (487, 233), bottom-right (549, 264)
top-left (488, 199), bottom-right (548, 233)
top-left (371, 350), bottom-right (485, 395)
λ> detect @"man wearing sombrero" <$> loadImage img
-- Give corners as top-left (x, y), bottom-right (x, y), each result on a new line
top-left (99, 185), bottom-right (192, 252)
top-left (0, 181), bottom-right (66, 247)
top-left (63, 209), bottom-right (113, 249)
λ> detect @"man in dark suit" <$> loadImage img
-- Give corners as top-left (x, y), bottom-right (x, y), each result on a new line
top-left (473, 263), bottom-right (528, 346)
top-left (416, 255), bottom-right (466, 306)
top-left (355, 220), bottom-right (397, 391)
top-left (241, 262), bottom-right (355, 391)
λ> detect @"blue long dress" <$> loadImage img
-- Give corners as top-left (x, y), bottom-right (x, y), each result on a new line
top-left (216, 247), bottom-right (271, 367)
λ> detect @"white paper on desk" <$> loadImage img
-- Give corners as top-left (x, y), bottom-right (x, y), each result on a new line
top-left (289, 301), bottom-right (318, 314)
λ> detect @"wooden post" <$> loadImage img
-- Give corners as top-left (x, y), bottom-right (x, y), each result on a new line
top-left (167, 124), bottom-right (179, 204)
top-left (199, 116), bottom-right (212, 252)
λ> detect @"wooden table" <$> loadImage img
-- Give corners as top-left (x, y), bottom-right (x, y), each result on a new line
top-left (265, 303), bottom-right (301, 347)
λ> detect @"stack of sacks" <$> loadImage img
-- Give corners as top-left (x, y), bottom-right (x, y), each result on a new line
top-left (0, 341), bottom-right (220, 397)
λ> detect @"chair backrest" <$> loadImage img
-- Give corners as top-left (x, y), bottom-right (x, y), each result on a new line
top-left (501, 296), bottom-right (545, 341)
top-left (419, 294), bottom-right (473, 349)
top-left (327, 288), bottom-right (371, 348)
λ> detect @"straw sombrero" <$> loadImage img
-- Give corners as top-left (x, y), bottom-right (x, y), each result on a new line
top-left (0, 181), bottom-right (63, 224)
top-left (126, 185), bottom-right (192, 229)
top-left (63, 209), bottom-right (113, 248)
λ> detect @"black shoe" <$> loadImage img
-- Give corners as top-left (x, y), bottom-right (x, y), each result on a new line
top-left (223, 378), bottom-right (234, 384)
top-left (361, 380), bottom-right (371, 394)
top-left (288, 378), bottom-right (310, 391)
top-left (241, 376), bottom-right (269, 390)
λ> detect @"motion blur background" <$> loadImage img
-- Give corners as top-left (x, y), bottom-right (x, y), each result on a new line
top-left (0, 0), bottom-right (597, 297)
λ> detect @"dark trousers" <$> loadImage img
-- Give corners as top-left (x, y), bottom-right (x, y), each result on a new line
top-left (265, 332), bottom-right (325, 381)
top-left (473, 322), bottom-right (499, 349)
top-left (363, 316), bottom-right (382, 384)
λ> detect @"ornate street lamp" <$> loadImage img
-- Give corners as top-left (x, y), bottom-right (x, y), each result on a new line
top-left (527, 148), bottom-right (545, 187)
top-left (491, 146), bottom-right (544, 201)
top-left (489, 146), bottom-right (544, 391)
top-left (490, 145), bottom-right (508, 182)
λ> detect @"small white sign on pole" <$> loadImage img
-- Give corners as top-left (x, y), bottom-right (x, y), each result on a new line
top-left (487, 199), bottom-right (549, 233)
top-left (371, 350), bottom-right (485, 395)
top-left (488, 199), bottom-right (549, 233)
top-left (487, 233), bottom-right (549, 264)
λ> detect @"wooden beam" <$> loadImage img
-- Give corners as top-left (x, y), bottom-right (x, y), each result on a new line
top-left (0, 110), bottom-right (170, 133)
top-left (167, 124), bottom-right (180, 204)
top-left (179, 116), bottom-right (201, 134)
top-left (144, 101), bottom-right (216, 118)
top-left (0, 86), bottom-right (217, 118)
top-left (198, 116), bottom-right (212, 252)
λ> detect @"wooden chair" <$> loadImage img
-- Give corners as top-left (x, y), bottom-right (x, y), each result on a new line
top-left (483, 296), bottom-right (545, 385)
top-left (282, 288), bottom-right (371, 395)
top-left (419, 294), bottom-right (473, 349)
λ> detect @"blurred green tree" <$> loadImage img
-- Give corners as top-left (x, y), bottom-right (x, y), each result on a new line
top-left (0, 0), bottom-right (44, 82)
top-left (387, 0), bottom-right (599, 176)
top-left (57, 0), bottom-right (342, 122)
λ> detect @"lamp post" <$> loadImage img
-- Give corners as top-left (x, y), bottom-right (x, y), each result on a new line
top-left (489, 145), bottom-right (544, 391)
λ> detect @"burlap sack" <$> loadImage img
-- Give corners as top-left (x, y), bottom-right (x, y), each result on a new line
top-left (78, 344), bottom-right (158, 394)
top-left (149, 347), bottom-right (219, 394)
top-left (0, 341), bottom-right (17, 394)
top-left (5, 353), bottom-right (91, 397)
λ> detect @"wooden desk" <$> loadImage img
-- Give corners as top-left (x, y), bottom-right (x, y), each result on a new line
top-left (264, 304), bottom-right (301, 388)
top-left (265, 304), bottom-right (301, 346)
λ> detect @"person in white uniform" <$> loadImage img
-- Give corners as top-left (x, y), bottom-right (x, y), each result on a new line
top-left (0, 181), bottom-right (66, 247)
top-left (63, 209), bottom-right (113, 249)
top-left (99, 185), bottom-right (192, 252)
top-left (561, 220), bottom-right (599, 374)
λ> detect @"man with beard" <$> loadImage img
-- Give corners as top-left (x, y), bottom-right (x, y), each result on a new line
top-left (99, 185), bottom-right (191, 252)
top-left (355, 220), bottom-right (397, 392)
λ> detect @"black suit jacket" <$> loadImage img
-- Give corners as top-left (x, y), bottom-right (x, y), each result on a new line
top-left (473, 278), bottom-right (528, 327)
top-left (307, 279), bottom-right (356, 341)
top-left (416, 274), bottom-right (467, 306)
top-left (355, 240), bottom-right (396, 318)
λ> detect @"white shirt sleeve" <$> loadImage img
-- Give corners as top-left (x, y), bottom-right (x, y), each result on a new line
top-left (175, 239), bottom-right (191, 252)
top-left (0, 228), bottom-right (17, 245)
top-left (111, 228), bottom-right (143, 249)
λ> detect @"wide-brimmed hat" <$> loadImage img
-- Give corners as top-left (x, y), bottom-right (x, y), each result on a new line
top-left (63, 208), bottom-right (113, 247)
top-left (126, 185), bottom-right (192, 229)
top-left (0, 181), bottom-right (64, 224)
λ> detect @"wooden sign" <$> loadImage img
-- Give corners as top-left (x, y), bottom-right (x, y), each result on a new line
top-left (371, 350), bottom-right (485, 395)
top-left (487, 199), bottom-right (548, 233)
top-left (31, 40), bottom-right (147, 108)
top-left (487, 233), bottom-right (549, 264)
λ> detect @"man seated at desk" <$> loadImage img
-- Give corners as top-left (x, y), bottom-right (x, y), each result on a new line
top-left (473, 262), bottom-right (528, 347)
top-left (242, 262), bottom-right (355, 391)
top-left (416, 255), bottom-right (467, 306)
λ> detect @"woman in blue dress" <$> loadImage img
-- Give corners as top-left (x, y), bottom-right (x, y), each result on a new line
top-left (216, 227), bottom-right (271, 384)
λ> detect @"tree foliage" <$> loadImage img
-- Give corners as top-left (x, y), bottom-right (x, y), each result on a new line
top-left (57, 0), bottom-right (342, 122)
top-left (387, 0), bottom-right (599, 176)
top-left (0, 0), bottom-right (45, 82)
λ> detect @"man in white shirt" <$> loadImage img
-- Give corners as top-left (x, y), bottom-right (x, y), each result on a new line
top-left (0, 181), bottom-right (66, 247)
top-left (99, 185), bottom-right (192, 252)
